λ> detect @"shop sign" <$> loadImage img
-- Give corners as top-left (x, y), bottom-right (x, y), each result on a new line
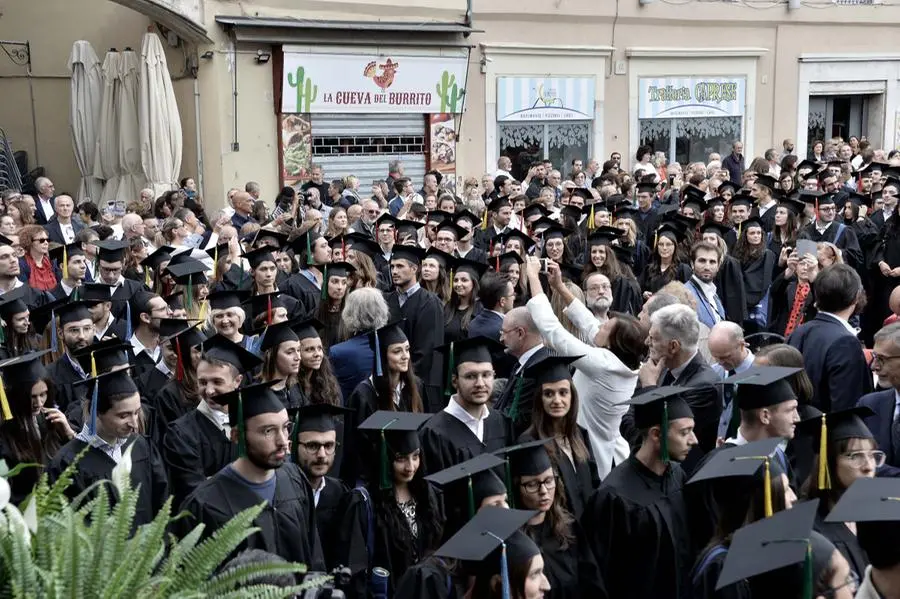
top-left (281, 49), bottom-right (468, 114)
top-left (497, 77), bottom-right (595, 122)
top-left (638, 77), bottom-right (746, 119)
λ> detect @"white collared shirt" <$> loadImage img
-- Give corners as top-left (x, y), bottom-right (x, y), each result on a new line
top-left (894, 390), bottom-right (900, 421)
top-left (669, 350), bottom-right (699, 381)
top-left (444, 395), bottom-right (489, 442)
top-left (818, 311), bottom-right (858, 336)
top-left (75, 423), bottom-right (129, 463)
top-left (155, 360), bottom-right (172, 377)
top-left (196, 399), bottom-right (230, 438)
top-left (39, 197), bottom-right (54, 221)
top-left (713, 350), bottom-right (756, 379)
top-left (60, 222), bottom-right (75, 244)
top-left (692, 276), bottom-right (722, 322)
top-left (130, 334), bottom-right (161, 364)
top-left (95, 311), bottom-right (115, 340)
top-left (0, 279), bottom-right (24, 295)
top-left (60, 279), bottom-right (76, 297)
top-left (516, 344), bottom-right (545, 374)
top-left (312, 477), bottom-right (326, 507)
top-left (815, 219), bottom-right (833, 235)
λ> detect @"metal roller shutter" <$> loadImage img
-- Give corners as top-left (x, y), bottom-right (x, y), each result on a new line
top-left (311, 113), bottom-right (427, 186)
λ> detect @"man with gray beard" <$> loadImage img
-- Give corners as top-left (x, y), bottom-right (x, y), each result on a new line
top-left (583, 271), bottom-right (613, 325)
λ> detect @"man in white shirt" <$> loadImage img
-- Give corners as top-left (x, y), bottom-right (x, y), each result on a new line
top-left (45, 194), bottom-right (82, 245)
top-left (686, 242), bottom-right (726, 328)
top-left (34, 176), bottom-right (55, 225)
top-left (494, 156), bottom-right (513, 179)
top-left (708, 321), bottom-right (756, 439)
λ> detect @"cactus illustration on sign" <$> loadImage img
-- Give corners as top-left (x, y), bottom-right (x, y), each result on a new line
top-left (287, 66), bottom-right (318, 112)
top-left (436, 70), bottom-right (461, 113)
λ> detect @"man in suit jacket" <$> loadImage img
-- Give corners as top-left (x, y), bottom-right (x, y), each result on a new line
top-left (859, 321), bottom-right (900, 477)
top-left (33, 176), bottom-right (56, 226)
top-left (467, 271), bottom-right (514, 342)
top-left (493, 306), bottom-right (549, 436)
top-left (788, 264), bottom-right (872, 413)
top-left (45, 195), bottom-right (84, 245)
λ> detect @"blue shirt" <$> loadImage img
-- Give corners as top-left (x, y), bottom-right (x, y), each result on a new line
top-left (231, 212), bottom-right (256, 232)
top-left (222, 464), bottom-right (276, 503)
top-left (398, 283), bottom-right (421, 307)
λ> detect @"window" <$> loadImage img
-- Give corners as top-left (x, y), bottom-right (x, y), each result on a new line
top-left (499, 122), bottom-right (591, 181)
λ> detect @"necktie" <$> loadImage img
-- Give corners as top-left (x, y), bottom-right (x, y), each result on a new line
top-left (891, 412), bottom-right (900, 467)
top-left (785, 282), bottom-right (810, 336)
top-left (662, 370), bottom-right (676, 386)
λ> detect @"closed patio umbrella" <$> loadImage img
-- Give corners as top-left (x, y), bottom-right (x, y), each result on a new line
top-left (94, 50), bottom-right (121, 206)
top-left (67, 41), bottom-right (104, 205)
top-left (116, 48), bottom-right (146, 205)
top-left (139, 32), bottom-right (182, 198)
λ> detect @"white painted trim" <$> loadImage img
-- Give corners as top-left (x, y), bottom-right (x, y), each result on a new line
top-left (627, 57), bottom-right (759, 167)
top-left (480, 43), bottom-right (613, 58)
top-left (799, 53), bottom-right (900, 63)
top-left (626, 47), bottom-right (768, 59)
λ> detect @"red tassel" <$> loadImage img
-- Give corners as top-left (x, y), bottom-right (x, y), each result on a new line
top-left (496, 255), bottom-right (500, 271)
top-left (267, 295), bottom-right (273, 326)
top-left (175, 339), bottom-right (184, 382)
top-left (489, 238), bottom-right (494, 255)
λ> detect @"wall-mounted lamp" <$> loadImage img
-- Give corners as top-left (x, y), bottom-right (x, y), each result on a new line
top-left (200, 50), bottom-right (214, 60)
top-left (255, 50), bottom-right (271, 64)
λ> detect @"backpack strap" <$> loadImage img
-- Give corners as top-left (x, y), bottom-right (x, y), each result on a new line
top-left (355, 486), bottom-right (374, 567)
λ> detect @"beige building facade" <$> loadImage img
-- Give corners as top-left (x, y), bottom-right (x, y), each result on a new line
top-left (2, 0), bottom-right (900, 209)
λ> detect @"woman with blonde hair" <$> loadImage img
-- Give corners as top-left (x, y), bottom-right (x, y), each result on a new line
top-left (325, 206), bottom-right (350, 238)
top-left (817, 241), bottom-right (844, 269)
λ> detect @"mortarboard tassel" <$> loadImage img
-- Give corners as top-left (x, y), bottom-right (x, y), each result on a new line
top-left (588, 203), bottom-right (595, 231)
top-left (62, 245), bottom-right (68, 281)
top-left (802, 543), bottom-right (813, 599)
top-left (89, 352), bottom-right (99, 434)
top-left (817, 415), bottom-right (831, 490)
top-left (186, 278), bottom-right (194, 312)
top-left (660, 400), bottom-right (670, 464)
top-left (374, 330), bottom-right (383, 377)
top-left (212, 245), bottom-right (218, 279)
top-left (508, 375), bottom-right (524, 424)
top-left (495, 255), bottom-right (500, 271)
top-left (237, 391), bottom-right (247, 458)
top-left (198, 299), bottom-right (208, 322)
top-left (0, 320), bottom-right (5, 345)
top-left (144, 266), bottom-right (151, 288)
top-left (50, 310), bottom-right (58, 354)
top-left (0, 375), bottom-right (11, 421)
top-left (341, 238), bottom-right (346, 261)
top-left (444, 341), bottom-right (454, 398)
top-left (175, 339), bottom-right (184, 382)
top-left (321, 265), bottom-right (328, 300)
top-left (481, 208), bottom-right (488, 231)
top-left (489, 238), bottom-right (494, 257)
top-left (267, 294), bottom-right (273, 326)
top-left (738, 221), bottom-right (742, 238)
top-left (763, 457), bottom-right (773, 517)
top-left (306, 233), bottom-right (313, 265)
top-left (653, 230), bottom-right (658, 251)
top-left (449, 268), bottom-right (455, 290)
top-left (467, 476), bottom-right (475, 519)
top-left (125, 301), bottom-right (132, 341)
top-left (504, 458), bottom-right (515, 509)
top-left (379, 426), bottom-right (392, 491)
top-left (500, 541), bottom-right (511, 599)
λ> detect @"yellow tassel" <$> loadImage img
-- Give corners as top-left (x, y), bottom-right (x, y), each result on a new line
top-left (144, 266), bottom-right (151, 287)
top-left (818, 415), bottom-right (831, 490)
top-left (90, 351), bottom-right (97, 378)
top-left (481, 208), bottom-right (489, 231)
top-left (62, 245), bottom-right (68, 281)
top-left (213, 245), bottom-right (218, 279)
top-left (0, 376), bottom-right (10, 421)
top-left (588, 204), bottom-right (595, 230)
top-left (198, 300), bottom-right (208, 321)
top-left (654, 230), bottom-right (659, 250)
top-left (763, 458), bottom-right (773, 518)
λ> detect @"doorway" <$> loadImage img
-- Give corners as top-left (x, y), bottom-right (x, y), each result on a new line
top-left (807, 94), bottom-right (882, 153)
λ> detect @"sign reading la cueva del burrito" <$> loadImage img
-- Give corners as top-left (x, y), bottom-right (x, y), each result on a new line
top-left (638, 77), bottom-right (746, 119)
top-left (281, 49), bottom-right (468, 114)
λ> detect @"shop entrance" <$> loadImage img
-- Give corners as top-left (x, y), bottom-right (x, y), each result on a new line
top-left (807, 93), bottom-right (884, 152)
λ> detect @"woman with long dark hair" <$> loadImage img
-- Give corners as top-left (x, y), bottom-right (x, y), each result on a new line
top-left (500, 440), bottom-right (604, 598)
top-left (315, 262), bottom-right (354, 349)
top-left (0, 292), bottom-right (37, 359)
top-left (541, 225), bottom-right (575, 267)
top-left (498, 251), bottom-right (528, 307)
top-left (767, 197), bottom-right (804, 272)
top-left (294, 319), bottom-right (342, 407)
top-left (421, 248), bottom-right (452, 304)
top-left (0, 351), bottom-right (72, 505)
top-left (444, 257), bottom-right (485, 344)
top-left (152, 325), bottom-right (203, 426)
top-left (732, 217), bottom-right (776, 332)
top-left (519, 356), bottom-right (599, 520)
top-left (258, 320), bottom-right (304, 411)
top-left (581, 229), bottom-right (642, 316)
top-left (338, 412), bottom-right (443, 598)
top-left (639, 223), bottom-right (691, 296)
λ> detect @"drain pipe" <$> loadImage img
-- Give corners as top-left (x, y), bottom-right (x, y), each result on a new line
top-left (193, 76), bottom-right (204, 199)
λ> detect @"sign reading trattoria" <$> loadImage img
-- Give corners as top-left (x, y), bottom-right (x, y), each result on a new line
top-left (638, 76), bottom-right (746, 119)
top-left (281, 48), bottom-right (469, 114)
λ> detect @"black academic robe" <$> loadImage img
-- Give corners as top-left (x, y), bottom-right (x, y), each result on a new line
top-left (320, 309), bottom-right (342, 349)
top-left (177, 462), bottom-right (325, 569)
top-left (242, 292), bottom-right (301, 333)
top-left (618, 241), bottom-right (651, 279)
top-left (519, 428), bottom-right (600, 519)
top-left (443, 305), bottom-right (482, 345)
top-left (639, 262), bottom-right (691, 294)
top-left (273, 384), bottom-right (305, 412)
top-left (47, 435), bottom-right (169, 527)
top-left (526, 517), bottom-right (607, 599)
top-left (282, 270), bottom-right (322, 318)
top-left (385, 288), bottom-right (445, 412)
top-left (799, 221), bottom-right (863, 269)
top-left (715, 255), bottom-right (749, 325)
top-left (813, 507), bottom-right (869, 581)
top-left (109, 278), bottom-right (148, 320)
top-left (494, 347), bottom-right (552, 438)
top-left (315, 475), bottom-right (350, 570)
top-left (342, 377), bottom-right (424, 485)
top-left (768, 271), bottom-right (816, 336)
top-left (635, 209), bottom-right (661, 243)
top-left (130, 349), bottom-right (159, 382)
top-left (419, 409), bottom-right (512, 475)
top-left (96, 317), bottom-right (128, 341)
top-left (162, 409), bottom-right (235, 508)
top-left (611, 275), bottom-right (643, 316)
top-left (690, 543), bottom-right (750, 599)
top-left (137, 365), bottom-right (170, 403)
top-left (740, 250), bottom-right (776, 310)
top-left (46, 354), bottom-right (87, 414)
top-left (394, 557), bottom-right (461, 599)
top-left (456, 246), bottom-right (487, 265)
top-left (152, 379), bottom-right (197, 428)
top-left (580, 456), bottom-right (692, 599)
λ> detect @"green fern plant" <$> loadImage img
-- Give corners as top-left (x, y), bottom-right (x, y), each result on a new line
top-left (0, 453), bottom-right (328, 598)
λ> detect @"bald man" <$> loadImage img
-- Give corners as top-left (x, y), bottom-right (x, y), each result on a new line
top-left (707, 321), bottom-right (755, 440)
top-left (230, 191), bottom-right (257, 231)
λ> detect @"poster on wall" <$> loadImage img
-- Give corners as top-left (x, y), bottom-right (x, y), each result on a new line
top-left (429, 114), bottom-right (456, 188)
top-left (638, 77), bottom-right (746, 119)
top-left (497, 77), bottom-right (595, 122)
top-left (281, 49), bottom-right (468, 114)
top-left (280, 114), bottom-right (312, 187)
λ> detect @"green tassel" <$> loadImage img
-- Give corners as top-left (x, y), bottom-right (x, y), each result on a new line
top-left (186, 278), bottom-right (194, 311)
top-left (504, 459), bottom-right (515, 509)
top-left (237, 391), bottom-right (247, 458)
top-left (321, 265), bottom-right (328, 300)
top-left (379, 431), bottom-right (391, 490)
top-left (444, 342), bottom-right (455, 398)
top-left (467, 476), bottom-right (476, 519)
top-left (306, 233), bottom-right (313, 265)
top-left (802, 543), bottom-right (813, 599)
top-left (660, 400), bottom-right (670, 464)
top-left (0, 322), bottom-right (6, 344)
top-left (290, 417), bottom-right (299, 461)
top-left (508, 375), bottom-right (524, 423)
top-left (726, 386), bottom-right (742, 440)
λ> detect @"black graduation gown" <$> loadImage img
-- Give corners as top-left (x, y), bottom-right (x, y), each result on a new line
top-left (635, 209), bottom-right (661, 243)
top-left (385, 288), bottom-right (445, 412)
top-left (690, 543), bottom-right (751, 599)
top-left (341, 377), bottom-right (423, 484)
top-left (580, 456), bottom-right (692, 599)
top-left (639, 262), bottom-right (691, 294)
top-left (320, 309), bottom-right (342, 349)
top-left (282, 271), bottom-right (322, 318)
top-left (870, 217), bottom-right (900, 332)
top-left (96, 317), bottom-right (128, 341)
top-left (46, 435), bottom-right (169, 527)
top-left (315, 475), bottom-right (350, 570)
top-left (457, 246), bottom-right (488, 265)
top-left (137, 365), bottom-right (170, 403)
top-left (443, 305), bottom-right (481, 345)
top-left (177, 462), bottom-right (325, 570)
top-left (273, 384), bottom-right (305, 412)
top-left (519, 429), bottom-right (600, 520)
top-left (611, 275), bottom-right (642, 316)
top-left (109, 278), bottom-right (148, 320)
top-left (767, 271), bottom-right (816, 336)
top-left (46, 355), bottom-right (87, 414)
top-left (813, 508), bottom-right (869, 581)
top-left (152, 379), bottom-right (197, 428)
top-left (418, 409), bottom-right (512, 475)
top-left (716, 255), bottom-right (749, 325)
top-left (129, 349), bottom-right (159, 382)
top-left (162, 409), bottom-right (235, 508)
top-left (740, 250), bottom-right (776, 310)
top-left (394, 557), bottom-right (461, 599)
top-left (526, 517), bottom-right (607, 599)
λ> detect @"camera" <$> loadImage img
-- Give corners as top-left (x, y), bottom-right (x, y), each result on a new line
top-left (299, 566), bottom-right (351, 599)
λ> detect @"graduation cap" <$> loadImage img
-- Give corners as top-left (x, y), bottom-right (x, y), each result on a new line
top-left (523, 355), bottom-right (581, 387)
top-left (291, 318), bottom-right (322, 342)
top-left (73, 369), bottom-right (140, 434)
top-left (612, 203), bottom-right (639, 222)
top-left (716, 500), bottom-right (835, 599)
top-left (433, 506), bottom-right (538, 565)
top-left (95, 239), bottom-right (128, 263)
top-left (292, 403), bottom-right (351, 435)
top-left (425, 453), bottom-right (507, 520)
top-left (778, 196), bottom-right (806, 216)
top-left (0, 350), bottom-right (51, 420)
top-left (242, 291), bottom-right (289, 328)
top-left (367, 321), bottom-right (407, 377)
top-left (794, 406), bottom-right (875, 491)
top-left (359, 410), bottom-right (432, 489)
top-left (699, 221), bottom-right (732, 239)
top-left (729, 194), bottom-right (754, 208)
top-left (655, 222), bottom-right (686, 246)
top-left (664, 211), bottom-right (700, 231)
top-left (496, 229), bottom-right (535, 252)
top-left (257, 319), bottom-right (299, 354)
top-left (375, 212), bottom-right (403, 231)
top-left (754, 174), bottom-right (779, 193)
top-left (390, 245), bottom-right (426, 266)
top-left (636, 182), bottom-right (658, 195)
top-left (423, 247), bottom-right (453, 271)
top-left (560, 205), bottom-right (583, 225)
top-left (163, 292), bottom-right (185, 314)
top-left (716, 181), bottom-right (740, 197)
top-left (629, 386), bottom-right (694, 463)
top-left (858, 161), bottom-right (887, 176)
top-left (796, 159), bottom-right (821, 174)
top-left (738, 216), bottom-right (764, 234)
top-left (723, 366), bottom-right (801, 412)
top-left (487, 197), bottom-right (511, 214)
top-left (688, 437), bottom-right (786, 518)
top-left (611, 244), bottom-right (635, 267)
top-left (816, 192), bottom-right (837, 206)
top-left (327, 261), bottom-right (355, 279)
top-left (494, 439), bottom-right (553, 506)
top-left (519, 203), bottom-right (550, 222)
top-left (454, 209), bottom-right (481, 229)
top-left (396, 220), bottom-right (424, 241)
top-left (289, 228), bottom-right (323, 265)
top-left (539, 224), bottom-right (571, 241)
top-left (200, 333), bottom-right (263, 374)
top-left (207, 289), bottom-right (251, 311)
top-left (798, 190), bottom-right (824, 206)
top-left (165, 260), bottom-right (208, 310)
top-left (435, 220), bottom-right (468, 240)
top-left (581, 201), bottom-right (609, 231)
top-left (218, 380), bottom-right (284, 457)
top-left (28, 296), bottom-right (69, 349)
top-left (140, 245), bottom-right (175, 272)
top-left (436, 336), bottom-right (504, 398)
top-left (424, 210), bottom-right (454, 226)
top-left (0, 291), bottom-right (28, 342)
top-left (72, 338), bottom-right (131, 375)
top-left (242, 247), bottom-right (277, 271)
top-left (55, 301), bottom-right (93, 329)
top-left (48, 243), bottom-right (85, 278)
top-left (845, 191), bottom-right (871, 208)
top-left (340, 234), bottom-right (381, 259)
top-left (681, 185), bottom-right (707, 207)
top-left (453, 256), bottom-right (488, 282)
top-left (251, 228), bottom-right (289, 249)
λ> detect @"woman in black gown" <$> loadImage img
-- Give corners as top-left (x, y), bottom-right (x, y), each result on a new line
top-left (152, 324), bottom-right (203, 427)
top-left (612, 213), bottom-right (651, 277)
top-left (732, 217), bottom-right (776, 333)
top-left (443, 257), bottom-right (487, 344)
top-left (498, 251), bottom-right (527, 307)
top-left (581, 228), bottom-right (642, 316)
top-left (0, 293), bottom-right (38, 359)
top-left (315, 262), bottom-right (354, 350)
top-left (767, 197), bottom-right (803, 275)
top-left (639, 222), bottom-right (691, 297)
top-left (501, 438), bottom-right (605, 599)
top-left (421, 248), bottom-right (452, 304)
top-left (873, 211), bottom-right (900, 328)
top-left (258, 320), bottom-right (304, 412)
top-left (343, 322), bottom-right (426, 485)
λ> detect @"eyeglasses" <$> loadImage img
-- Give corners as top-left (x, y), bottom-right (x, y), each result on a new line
top-left (33, 238), bottom-right (49, 243)
top-left (296, 440), bottom-right (339, 455)
top-left (586, 284), bottom-right (612, 293)
top-left (820, 570), bottom-right (859, 598)
top-left (871, 352), bottom-right (900, 366)
top-left (520, 476), bottom-right (557, 494)
top-left (840, 450), bottom-right (886, 468)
